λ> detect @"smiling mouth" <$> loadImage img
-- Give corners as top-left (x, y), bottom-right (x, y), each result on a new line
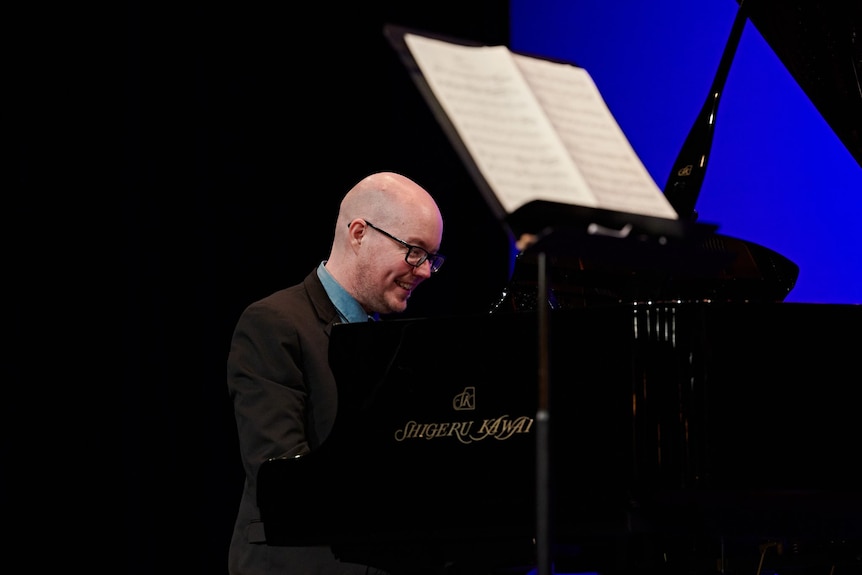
top-left (395, 280), bottom-right (413, 291)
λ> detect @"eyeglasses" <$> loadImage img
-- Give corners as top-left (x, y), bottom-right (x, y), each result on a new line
top-left (363, 221), bottom-right (445, 273)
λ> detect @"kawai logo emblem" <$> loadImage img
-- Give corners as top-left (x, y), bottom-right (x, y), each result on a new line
top-left (453, 386), bottom-right (475, 411)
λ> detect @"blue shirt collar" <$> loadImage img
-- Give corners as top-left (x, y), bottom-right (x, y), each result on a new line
top-left (317, 262), bottom-right (377, 323)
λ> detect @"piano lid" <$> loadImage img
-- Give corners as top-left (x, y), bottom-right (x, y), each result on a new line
top-left (664, 0), bottom-right (862, 219)
top-left (743, 0), bottom-right (862, 170)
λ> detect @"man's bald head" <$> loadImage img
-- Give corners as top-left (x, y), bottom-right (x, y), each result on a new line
top-left (324, 172), bottom-right (444, 315)
top-left (336, 171), bottom-right (440, 230)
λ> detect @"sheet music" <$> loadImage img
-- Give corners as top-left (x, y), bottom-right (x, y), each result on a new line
top-left (512, 55), bottom-right (679, 219)
top-left (403, 33), bottom-right (597, 212)
top-left (402, 32), bottom-right (678, 220)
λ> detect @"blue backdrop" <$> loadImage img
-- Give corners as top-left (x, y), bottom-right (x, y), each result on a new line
top-left (510, 0), bottom-right (861, 304)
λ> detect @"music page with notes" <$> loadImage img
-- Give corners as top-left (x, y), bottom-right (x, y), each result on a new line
top-left (402, 32), bottom-right (679, 220)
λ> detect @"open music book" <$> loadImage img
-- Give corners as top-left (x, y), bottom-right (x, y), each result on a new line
top-left (399, 31), bottom-right (679, 221)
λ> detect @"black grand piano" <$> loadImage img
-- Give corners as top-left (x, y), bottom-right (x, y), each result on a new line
top-left (259, 302), bottom-right (861, 574)
top-left (258, 2), bottom-right (862, 573)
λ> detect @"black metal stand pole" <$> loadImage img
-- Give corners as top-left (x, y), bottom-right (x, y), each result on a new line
top-left (536, 251), bottom-right (552, 575)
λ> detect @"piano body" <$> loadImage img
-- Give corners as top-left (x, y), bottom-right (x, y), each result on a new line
top-left (258, 2), bottom-right (861, 573)
top-left (259, 302), bottom-right (862, 574)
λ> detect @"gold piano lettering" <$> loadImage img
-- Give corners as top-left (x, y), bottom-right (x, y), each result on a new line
top-left (394, 415), bottom-right (533, 444)
top-left (394, 420), bottom-right (474, 441)
top-left (472, 415), bottom-right (534, 440)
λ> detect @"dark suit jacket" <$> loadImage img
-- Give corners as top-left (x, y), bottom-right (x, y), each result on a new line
top-left (227, 269), bottom-right (384, 575)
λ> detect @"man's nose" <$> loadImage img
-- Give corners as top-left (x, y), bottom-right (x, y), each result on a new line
top-left (412, 260), bottom-right (433, 278)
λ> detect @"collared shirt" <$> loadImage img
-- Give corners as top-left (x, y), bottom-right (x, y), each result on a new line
top-left (317, 261), bottom-right (378, 323)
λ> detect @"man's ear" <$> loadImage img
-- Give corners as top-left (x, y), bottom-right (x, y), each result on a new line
top-left (346, 220), bottom-right (365, 247)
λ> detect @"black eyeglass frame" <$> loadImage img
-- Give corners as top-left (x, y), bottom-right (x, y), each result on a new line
top-left (361, 220), bottom-right (445, 273)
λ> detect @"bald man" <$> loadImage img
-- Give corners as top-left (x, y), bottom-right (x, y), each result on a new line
top-left (227, 172), bottom-right (445, 575)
